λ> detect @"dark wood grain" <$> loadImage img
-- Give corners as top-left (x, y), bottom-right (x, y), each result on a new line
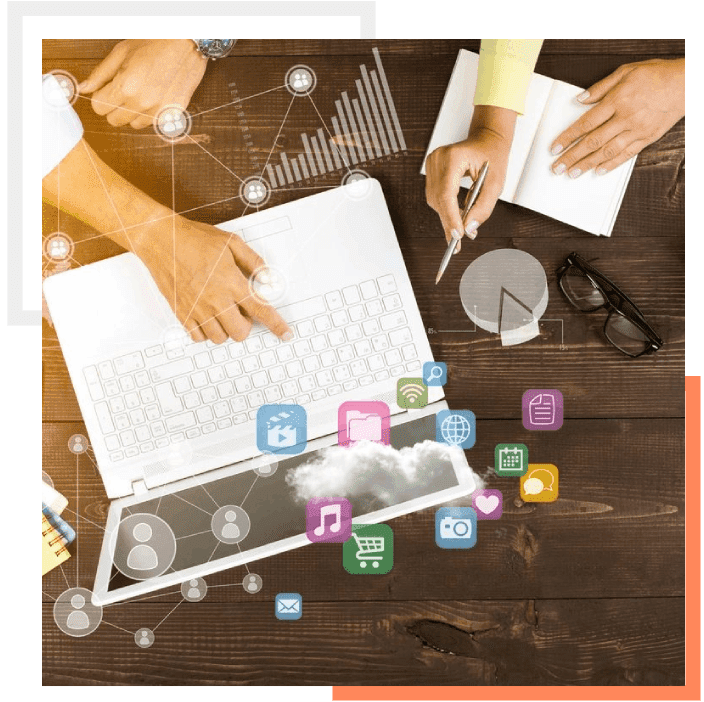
top-left (42, 598), bottom-right (685, 686)
top-left (42, 39), bottom-right (685, 687)
top-left (41, 39), bottom-right (685, 60)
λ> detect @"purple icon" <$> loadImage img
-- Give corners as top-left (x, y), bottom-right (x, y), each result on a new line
top-left (305, 498), bottom-right (352, 543)
top-left (472, 489), bottom-right (503, 520)
top-left (522, 389), bottom-right (563, 430)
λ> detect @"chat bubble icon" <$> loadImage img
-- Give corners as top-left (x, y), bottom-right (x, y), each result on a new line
top-left (520, 464), bottom-right (559, 502)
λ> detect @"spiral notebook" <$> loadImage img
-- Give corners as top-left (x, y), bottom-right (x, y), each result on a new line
top-left (421, 49), bottom-right (636, 236)
top-left (42, 511), bottom-right (71, 576)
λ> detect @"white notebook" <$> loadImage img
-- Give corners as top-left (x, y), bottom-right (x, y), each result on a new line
top-left (421, 50), bottom-right (636, 236)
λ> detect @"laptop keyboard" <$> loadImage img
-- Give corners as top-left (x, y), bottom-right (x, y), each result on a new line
top-left (81, 274), bottom-right (423, 464)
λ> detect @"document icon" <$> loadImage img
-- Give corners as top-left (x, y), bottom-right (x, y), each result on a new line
top-left (275, 593), bottom-right (302, 620)
top-left (337, 401), bottom-right (390, 447)
top-left (522, 390), bottom-right (563, 430)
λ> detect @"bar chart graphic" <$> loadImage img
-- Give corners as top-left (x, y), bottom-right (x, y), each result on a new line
top-left (265, 48), bottom-right (407, 190)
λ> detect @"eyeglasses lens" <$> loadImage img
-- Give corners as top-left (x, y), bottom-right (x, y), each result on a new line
top-left (605, 311), bottom-right (650, 356)
top-left (562, 265), bottom-right (605, 311)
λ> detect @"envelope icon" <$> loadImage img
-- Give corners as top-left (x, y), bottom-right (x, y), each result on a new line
top-left (275, 593), bottom-right (302, 620)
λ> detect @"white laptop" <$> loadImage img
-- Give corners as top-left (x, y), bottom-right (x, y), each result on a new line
top-left (44, 179), bottom-right (477, 605)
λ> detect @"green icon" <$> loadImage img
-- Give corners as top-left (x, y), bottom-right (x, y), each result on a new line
top-left (396, 377), bottom-right (428, 409)
top-left (343, 524), bottom-right (393, 574)
top-left (495, 443), bottom-right (529, 476)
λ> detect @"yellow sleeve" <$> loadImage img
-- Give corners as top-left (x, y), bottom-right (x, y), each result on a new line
top-left (474, 39), bottom-right (544, 114)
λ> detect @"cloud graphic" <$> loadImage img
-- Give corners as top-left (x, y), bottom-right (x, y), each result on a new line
top-left (285, 439), bottom-right (481, 508)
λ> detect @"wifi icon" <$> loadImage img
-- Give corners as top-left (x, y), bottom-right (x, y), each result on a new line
top-left (397, 378), bottom-right (429, 409)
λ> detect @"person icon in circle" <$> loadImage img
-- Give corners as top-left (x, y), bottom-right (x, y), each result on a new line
top-left (187, 579), bottom-right (201, 599)
top-left (247, 576), bottom-right (258, 592)
top-left (139, 630), bottom-right (150, 646)
top-left (126, 522), bottom-right (159, 571)
top-left (221, 511), bottom-right (240, 540)
top-left (72, 436), bottom-right (84, 452)
top-left (135, 628), bottom-right (154, 648)
top-left (66, 594), bottom-right (90, 630)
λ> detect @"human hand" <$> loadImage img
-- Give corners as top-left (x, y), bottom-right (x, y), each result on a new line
top-left (78, 40), bottom-right (207, 129)
top-left (550, 58), bottom-right (685, 177)
top-left (425, 105), bottom-right (514, 252)
top-left (134, 216), bottom-right (293, 344)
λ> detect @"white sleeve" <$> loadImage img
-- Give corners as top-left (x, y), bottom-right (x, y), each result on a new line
top-left (42, 74), bottom-right (84, 178)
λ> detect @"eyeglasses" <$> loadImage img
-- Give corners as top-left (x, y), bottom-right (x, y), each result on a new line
top-left (556, 252), bottom-right (663, 357)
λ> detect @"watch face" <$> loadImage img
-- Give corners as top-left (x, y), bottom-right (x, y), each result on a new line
top-left (199, 39), bottom-right (236, 59)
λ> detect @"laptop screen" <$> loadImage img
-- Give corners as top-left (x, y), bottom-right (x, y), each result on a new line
top-left (105, 412), bottom-right (466, 594)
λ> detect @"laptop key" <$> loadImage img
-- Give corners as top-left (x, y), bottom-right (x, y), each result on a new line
top-left (203, 423), bottom-right (217, 434)
top-left (114, 351), bottom-right (145, 375)
top-left (344, 380), bottom-right (358, 391)
top-left (390, 364), bottom-right (405, 377)
top-left (104, 380), bottom-right (120, 397)
top-left (150, 421), bottom-right (166, 438)
top-left (365, 299), bottom-right (383, 316)
top-left (201, 387), bottom-right (218, 404)
top-left (105, 434), bottom-right (120, 452)
top-left (384, 349), bottom-right (402, 366)
top-left (377, 274), bottom-right (397, 294)
top-left (130, 409), bottom-right (146, 426)
top-left (145, 404), bottom-right (160, 421)
top-left (406, 360), bottom-right (421, 371)
top-left (83, 366), bottom-right (104, 401)
top-left (109, 397), bottom-right (125, 414)
top-left (296, 320), bottom-right (315, 337)
top-left (155, 438), bottom-right (169, 448)
top-left (321, 350), bottom-right (337, 368)
top-left (367, 354), bottom-right (384, 371)
top-left (214, 401), bottom-right (230, 418)
top-left (303, 356), bottom-right (320, 372)
top-left (125, 392), bottom-right (140, 409)
top-left (233, 413), bottom-right (248, 425)
top-left (217, 418), bottom-right (232, 430)
top-left (342, 286), bottom-right (361, 305)
top-left (110, 451), bottom-right (124, 462)
top-left (252, 372), bottom-right (268, 389)
top-left (375, 370), bottom-right (390, 381)
top-left (359, 375), bottom-right (374, 386)
top-left (402, 343), bottom-right (418, 360)
top-left (328, 384), bottom-right (343, 396)
top-left (299, 375), bottom-right (315, 392)
top-left (125, 447), bottom-right (139, 458)
top-left (95, 402), bottom-right (115, 434)
top-left (140, 387), bottom-right (156, 404)
top-left (135, 425), bottom-right (150, 442)
top-left (380, 311), bottom-right (407, 332)
top-left (235, 377), bottom-right (252, 394)
top-left (383, 294), bottom-right (403, 312)
top-left (98, 361), bottom-right (115, 380)
top-left (351, 359), bottom-right (367, 376)
top-left (349, 304), bottom-right (366, 322)
top-left (183, 392), bottom-right (200, 410)
top-left (174, 376), bottom-right (191, 393)
top-left (311, 335), bottom-right (328, 352)
top-left (166, 412), bottom-right (196, 432)
top-left (186, 428), bottom-right (201, 439)
top-left (260, 351), bottom-right (277, 368)
top-left (211, 346), bottom-right (229, 364)
top-left (389, 327), bottom-right (413, 346)
top-left (230, 397), bottom-right (247, 412)
top-left (145, 345), bottom-right (163, 358)
top-left (248, 391), bottom-right (264, 408)
top-left (325, 290), bottom-right (344, 310)
top-left (156, 383), bottom-right (183, 416)
top-left (150, 357), bottom-right (194, 382)
top-left (170, 432), bottom-right (185, 444)
top-left (119, 429), bottom-right (136, 447)
top-left (312, 389), bottom-right (327, 401)
top-left (282, 381), bottom-right (298, 397)
top-left (360, 280), bottom-right (378, 300)
top-left (208, 366), bottom-right (225, 384)
top-left (119, 375), bottom-right (135, 392)
top-left (114, 414), bottom-right (130, 431)
top-left (265, 386), bottom-right (282, 403)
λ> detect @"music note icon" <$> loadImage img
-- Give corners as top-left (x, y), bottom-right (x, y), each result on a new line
top-left (306, 498), bottom-right (352, 543)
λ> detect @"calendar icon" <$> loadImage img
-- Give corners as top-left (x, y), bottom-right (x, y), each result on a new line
top-left (495, 444), bottom-right (529, 476)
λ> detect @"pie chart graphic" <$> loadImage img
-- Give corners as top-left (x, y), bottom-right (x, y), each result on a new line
top-left (459, 249), bottom-right (548, 346)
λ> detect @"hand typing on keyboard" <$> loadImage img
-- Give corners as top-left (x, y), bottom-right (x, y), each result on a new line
top-left (134, 216), bottom-right (293, 345)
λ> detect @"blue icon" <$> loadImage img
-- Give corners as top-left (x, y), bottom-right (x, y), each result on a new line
top-left (423, 361), bottom-right (448, 386)
top-left (436, 410), bottom-right (475, 448)
top-left (275, 592), bottom-right (302, 620)
top-left (257, 404), bottom-right (307, 455)
top-left (435, 507), bottom-right (477, 549)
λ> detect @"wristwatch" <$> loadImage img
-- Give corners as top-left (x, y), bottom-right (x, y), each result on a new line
top-left (191, 39), bottom-right (237, 60)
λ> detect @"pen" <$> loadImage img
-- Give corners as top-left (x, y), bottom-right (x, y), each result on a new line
top-left (435, 161), bottom-right (489, 285)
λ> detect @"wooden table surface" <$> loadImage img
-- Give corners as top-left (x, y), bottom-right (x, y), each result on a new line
top-left (42, 40), bottom-right (685, 686)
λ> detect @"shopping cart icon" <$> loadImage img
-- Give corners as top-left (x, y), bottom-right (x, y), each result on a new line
top-left (343, 524), bottom-right (393, 574)
top-left (352, 531), bottom-right (385, 568)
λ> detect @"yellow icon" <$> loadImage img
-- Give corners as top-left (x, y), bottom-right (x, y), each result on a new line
top-left (520, 464), bottom-right (559, 502)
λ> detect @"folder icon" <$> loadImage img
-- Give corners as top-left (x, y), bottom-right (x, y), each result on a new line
top-left (347, 412), bottom-right (382, 441)
top-left (275, 593), bottom-right (302, 619)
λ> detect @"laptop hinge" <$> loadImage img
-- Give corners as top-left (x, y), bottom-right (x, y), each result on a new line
top-left (131, 479), bottom-right (149, 496)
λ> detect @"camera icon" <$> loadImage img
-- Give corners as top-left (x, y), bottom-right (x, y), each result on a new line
top-left (435, 507), bottom-right (477, 549)
top-left (440, 516), bottom-right (473, 539)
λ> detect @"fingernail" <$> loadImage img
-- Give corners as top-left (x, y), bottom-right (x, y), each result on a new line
top-left (551, 144), bottom-right (563, 156)
top-left (596, 167), bottom-right (608, 176)
top-left (450, 228), bottom-right (461, 240)
top-left (569, 168), bottom-right (582, 179)
top-left (466, 228), bottom-right (477, 240)
top-left (576, 90), bottom-right (590, 103)
top-left (465, 219), bottom-right (479, 235)
top-left (553, 163), bottom-right (566, 175)
top-left (282, 330), bottom-right (294, 342)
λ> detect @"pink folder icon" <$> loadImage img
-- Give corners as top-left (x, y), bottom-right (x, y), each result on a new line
top-left (338, 401), bottom-right (391, 447)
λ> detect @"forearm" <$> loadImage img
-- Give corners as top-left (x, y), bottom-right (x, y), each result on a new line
top-left (469, 104), bottom-right (517, 144)
top-left (41, 138), bottom-right (171, 251)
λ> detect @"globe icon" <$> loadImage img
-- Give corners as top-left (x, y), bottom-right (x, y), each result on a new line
top-left (440, 414), bottom-right (472, 446)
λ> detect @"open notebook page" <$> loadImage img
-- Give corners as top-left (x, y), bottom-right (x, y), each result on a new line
top-left (514, 80), bottom-right (636, 236)
top-left (421, 50), bottom-right (553, 201)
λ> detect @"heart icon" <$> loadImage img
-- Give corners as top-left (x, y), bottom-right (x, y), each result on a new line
top-left (475, 495), bottom-right (499, 514)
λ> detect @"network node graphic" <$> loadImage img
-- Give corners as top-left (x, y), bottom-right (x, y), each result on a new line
top-left (249, 266), bottom-right (287, 306)
top-left (181, 577), bottom-right (207, 602)
top-left (341, 169), bottom-right (373, 200)
top-left (212, 505), bottom-right (251, 544)
top-left (243, 573), bottom-right (263, 593)
top-left (113, 513), bottom-right (177, 580)
top-left (251, 452), bottom-right (279, 478)
top-left (135, 627), bottom-right (155, 648)
top-left (239, 176), bottom-right (271, 207)
top-left (459, 249), bottom-right (549, 346)
top-left (43, 70), bottom-right (79, 108)
top-left (43, 233), bottom-right (74, 262)
top-left (154, 105), bottom-right (192, 142)
top-left (54, 587), bottom-right (103, 637)
top-left (42, 470), bottom-right (54, 487)
top-left (285, 64), bottom-right (317, 96)
top-left (68, 433), bottom-right (88, 454)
